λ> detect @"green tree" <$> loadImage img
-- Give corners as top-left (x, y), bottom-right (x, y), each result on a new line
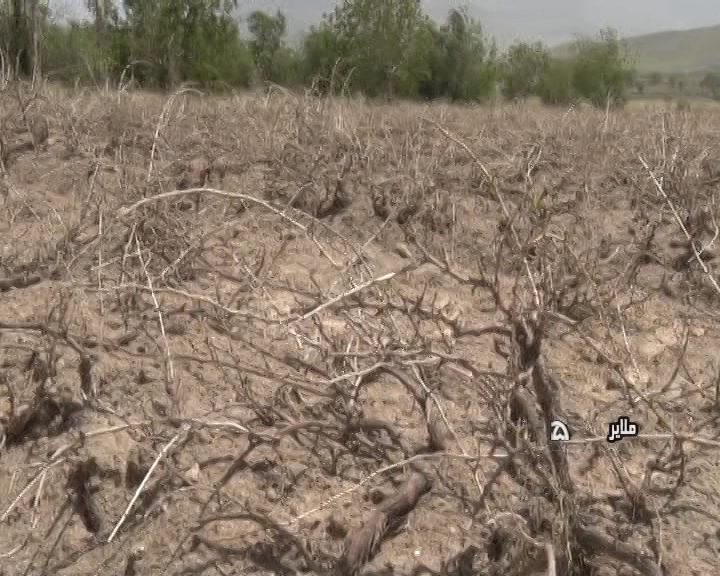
top-left (416, 8), bottom-right (497, 101)
top-left (327, 0), bottom-right (426, 98)
top-left (440, 8), bottom-right (497, 101)
top-left (538, 57), bottom-right (575, 105)
top-left (116, 0), bottom-right (251, 88)
top-left (86, 0), bottom-right (116, 46)
top-left (502, 41), bottom-right (549, 100)
top-left (700, 72), bottom-right (720, 99)
top-left (395, 14), bottom-right (435, 98)
top-left (301, 22), bottom-right (344, 94)
top-left (1, 0), bottom-right (46, 77)
top-left (300, 0), bottom-right (445, 99)
top-left (570, 28), bottom-right (634, 108)
top-left (81, 0), bottom-right (119, 82)
top-left (42, 21), bottom-right (98, 83)
top-left (268, 46), bottom-right (303, 87)
top-left (301, 2), bottom-right (497, 101)
top-left (248, 10), bottom-right (287, 83)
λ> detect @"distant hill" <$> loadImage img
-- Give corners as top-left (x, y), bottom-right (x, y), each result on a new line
top-left (553, 24), bottom-right (720, 74)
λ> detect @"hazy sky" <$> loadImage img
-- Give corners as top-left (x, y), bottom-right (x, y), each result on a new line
top-left (51, 0), bottom-right (720, 47)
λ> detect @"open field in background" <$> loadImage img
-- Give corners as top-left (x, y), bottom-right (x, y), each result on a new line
top-left (1, 86), bottom-right (720, 576)
top-left (620, 24), bottom-right (720, 75)
top-left (553, 24), bottom-right (720, 75)
top-left (552, 24), bottom-right (720, 100)
top-left (625, 96), bottom-right (720, 110)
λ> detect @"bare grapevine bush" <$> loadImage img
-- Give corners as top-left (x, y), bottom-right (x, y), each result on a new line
top-left (0, 83), bottom-right (719, 576)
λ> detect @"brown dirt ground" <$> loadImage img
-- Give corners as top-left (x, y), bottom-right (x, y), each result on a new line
top-left (0, 86), bottom-right (719, 576)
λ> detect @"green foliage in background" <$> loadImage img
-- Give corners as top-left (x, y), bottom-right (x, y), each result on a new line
top-left (301, 3), bottom-right (497, 101)
top-left (700, 72), bottom-right (720, 99)
top-left (501, 29), bottom-right (635, 107)
top-left (248, 9), bottom-right (302, 86)
top-left (324, 0), bottom-right (426, 98)
top-left (501, 41), bottom-right (549, 100)
top-left (571, 28), bottom-right (634, 107)
top-left (537, 58), bottom-right (576, 105)
top-left (0, 0), bottom-right (634, 107)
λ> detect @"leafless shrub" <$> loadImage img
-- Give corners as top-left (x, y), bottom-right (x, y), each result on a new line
top-left (0, 86), bottom-right (718, 576)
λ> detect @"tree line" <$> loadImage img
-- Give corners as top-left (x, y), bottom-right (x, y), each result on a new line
top-left (2, 0), bottom-right (638, 107)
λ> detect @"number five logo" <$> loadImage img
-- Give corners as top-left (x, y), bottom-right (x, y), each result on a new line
top-left (550, 420), bottom-right (570, 442)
